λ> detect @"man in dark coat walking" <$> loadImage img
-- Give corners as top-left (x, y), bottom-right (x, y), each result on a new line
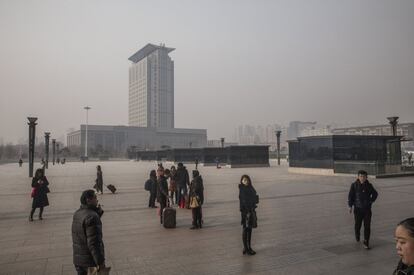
top-left (348, 170), bottom-right (378, 249)
top-left (72, 190), bottom-right (108, 275)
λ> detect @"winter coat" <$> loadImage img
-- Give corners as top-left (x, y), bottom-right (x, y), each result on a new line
top-left (189, 175), bottom-right (204, 205)
top-left (348, 180), bottom-right (378, 210)
top-left (157, 176), bottom-right (169, 203)
top-left (150, 177), bottom-right (157, 194)
top-left (239, 184), bottom-right (258, 227)
top-left (393, 260), bottom-right (414, 275)
top-left (176, 167), bottom-right (190, 188)
top-left (72, 204), bottom-right (105, 268)
top-left (169, 171), bottom-right (177, 192)
top-left (31, 176), bottom-right (49, 209)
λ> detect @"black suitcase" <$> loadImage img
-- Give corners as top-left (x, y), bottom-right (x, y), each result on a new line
top-left (163, 207), bottom-right (176, 228)
top-left (106, 184), bottom-right (116, 194)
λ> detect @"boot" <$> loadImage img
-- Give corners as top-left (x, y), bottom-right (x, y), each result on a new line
top-left (29, 209), bottom-right (35, 222)
top-left (247, 229), bottom-right (256, 255)
top-left (242, 229), bottom-right (249, 255)
top-left (39, 207), bottom-right (44, 220)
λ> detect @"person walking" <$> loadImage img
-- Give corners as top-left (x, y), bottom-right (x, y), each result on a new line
top-left (145, 170), bottom-right (157, 208)
top-left (394, 218), bottom-right (414, 275)
top-left (18, 158), bottom-right (23, 167)
top-left (157, 167), bottom-right (169, 224)
top-left (195, 158), bottom-right (199, 170)
top-left (189, 170), bottom-right (204, 229)
top-left (176, 163), bottom-right (190, 208)
top-left (95, 165), bottom-right (104, 194)
top-left (72, 190), bottom-right (109, 275)
top-left (29, 168), bottom-right (50, 221)
top-left (239, 175), bottom-right (259, 255)
top-left (348, 170), bottom-right (378, 249)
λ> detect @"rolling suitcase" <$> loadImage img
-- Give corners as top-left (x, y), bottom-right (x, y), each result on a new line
top-left (163, 199), bottom-right (176, 228)
top-left (106, 184), bottom-right (117, 194)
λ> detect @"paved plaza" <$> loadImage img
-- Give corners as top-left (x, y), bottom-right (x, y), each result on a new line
top-left (0, 160), bottom-right (413, 274)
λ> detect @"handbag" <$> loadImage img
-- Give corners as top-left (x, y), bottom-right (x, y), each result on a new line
top-left (87, 266), bottom-right (111, 275)
top-left (190, 195), bottom-right (200, 208)
top-left (31, 187), bottom-right (37, 198)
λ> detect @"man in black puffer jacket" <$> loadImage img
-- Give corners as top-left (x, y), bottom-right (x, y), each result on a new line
top-left (348, 170), bottom-right (378, 250)
top-left (72, 190), bottom-right (106, 275)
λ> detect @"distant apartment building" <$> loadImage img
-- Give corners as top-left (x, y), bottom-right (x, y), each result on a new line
top-left (234, 124), bottom-right (288, 151)
top-left (300, 125), bottom-right (332, 137)
top-left (287, 121), bottom-right (317, 139)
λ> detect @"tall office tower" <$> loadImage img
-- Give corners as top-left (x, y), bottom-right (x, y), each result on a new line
top-left (128, 43), bottom-right (175, 128)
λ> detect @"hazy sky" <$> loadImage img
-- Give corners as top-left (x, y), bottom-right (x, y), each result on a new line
top-left (1, 0), bottom-right (413, 144)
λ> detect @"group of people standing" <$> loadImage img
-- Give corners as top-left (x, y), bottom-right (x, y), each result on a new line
top-left (145, 162), bottom-right (205, 229)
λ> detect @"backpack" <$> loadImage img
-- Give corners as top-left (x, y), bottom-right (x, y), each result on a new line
top-left (144, 179), bottom-right (152, 191)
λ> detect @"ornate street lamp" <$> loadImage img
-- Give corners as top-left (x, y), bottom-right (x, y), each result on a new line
top-left (27, 117), bottom-right (38, 177)
top-left (44, 132), bottom-right (50, 169)
top-left (387, 116), bottom-right (399, 136)
top-left (275, 130), bottom-right (282, 166)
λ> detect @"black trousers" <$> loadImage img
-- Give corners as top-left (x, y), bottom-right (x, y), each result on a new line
top-left (30, 207), bottom-right (44, 218)
top-left (354, 208), bottom-right (372, 242)
top-left (192, 206), bottom-right (202, 227)
top-left (75, 265), bottom-right (87, 275)
top-left (242, 227), bottom-right (253, 250)
top-left (149, 192), bottom-right (156, 207)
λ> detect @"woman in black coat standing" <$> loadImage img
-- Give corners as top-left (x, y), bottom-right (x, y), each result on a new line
top-left (189, 170), bottom-right (204, 229)
top-left (29, 168), bottom-right (50, 221)
top-left (95, 165), bottom-right (103, 194)
top-left (239, 175), bottom-right (259, 255)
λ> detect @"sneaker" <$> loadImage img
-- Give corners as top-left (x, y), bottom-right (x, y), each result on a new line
top-left (356, 236), bottom-right (360, 242)
top-left (363, 240), bottom-right (370, 249)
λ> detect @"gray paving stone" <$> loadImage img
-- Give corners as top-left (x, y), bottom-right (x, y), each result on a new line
top-left (0, 160), bottom-right (412, 274)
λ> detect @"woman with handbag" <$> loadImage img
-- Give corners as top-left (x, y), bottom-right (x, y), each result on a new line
top-left (239, 174), bottom-right (258, 255)
top-left (29, 168), bottom-right (50, 221)
top-left (189, 170), bottom-right (204, 229)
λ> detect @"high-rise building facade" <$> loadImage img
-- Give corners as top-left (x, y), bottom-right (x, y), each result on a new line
top-left (128, 43), bottom-right (174, 128)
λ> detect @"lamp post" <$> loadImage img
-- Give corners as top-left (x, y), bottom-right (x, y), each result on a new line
top-left (220, 137), bottom-right (225, 148)
top-left (27, 117), bottom-right (38, 177)
top-left (52, 139), bottom-right (56, 165)
top-left (56, 142), bottom-right (60, 163)
top-left (387, 116), bottom-right (399, 136)
top-left (44, 132), bottom-right (50, 169)
top-left (84, 106), bottom-right (91, 160)
top-left (275, 130), bottom-right (282, 166)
